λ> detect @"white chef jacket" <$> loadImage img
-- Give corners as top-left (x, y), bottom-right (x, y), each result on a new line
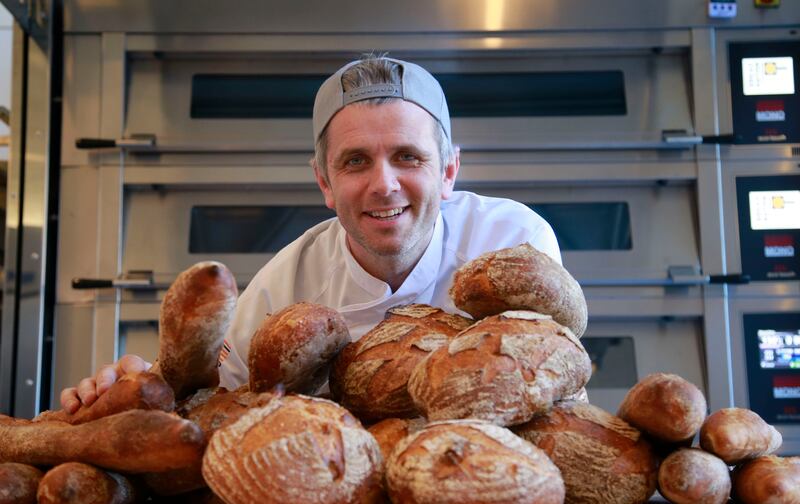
top-left (218, 191), bottom-right (561, 389)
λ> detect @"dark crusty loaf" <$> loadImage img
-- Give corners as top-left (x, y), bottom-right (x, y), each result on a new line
top-left (202, 394), bottom-right (383, 504)
top-left (699, 408), bottom-right (782, 465)
top-left (37, 462), bottom-right (135, 504)
top-left (153, 261), bottom-right (238, 400)
top-left (408, 311), bottom-right (591, 426)
top-left (0, 462), bottom-right (42, 504)
top-left (248, 302), bottom-right (350, 394)
top-left (385, 419), bottom-right (565, 504)
top-left (449, 243), bottom-right (587, 336)
top-left (617, 373), bottom-right (707, 444)
top-left (330, 304), bottom-right (471, 421)
top-left (513, 400), bottom-right (658, 504)
top-left (657, 448), bottom-right (730, 504)
top-left (732, 455), bottom-right (800, 504)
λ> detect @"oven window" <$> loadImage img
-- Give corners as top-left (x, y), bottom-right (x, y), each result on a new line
top-left (581, 337), bottom-right (638, 389)
top-left (189, 206), bottom-right (335, 253)
top-left (191, 74), bottom-right (327, 119)
top-left (526, 202), bottom-right (632, 251)
top-left (433, 71), bottom-right (626, 117)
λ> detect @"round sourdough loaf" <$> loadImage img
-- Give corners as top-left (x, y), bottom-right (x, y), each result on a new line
top-left (202, 394), bottom-right (383, 504)
top-left (385, 419), bottom-right (564, 504)
top-left (408, 311), bottom-right (591, 426)
top-left (367, 417), bottom-right (426, 462)
top-left (449, 243), bottom-right (587, 336)
top-left (37, 462), bottom-right (135, 504)
top-left (154, 261), bottom-right (238, 400)
top-left (657, 448), bottom-right (730, 504)
top-left (330, 304), bottom-right (471, 421)
top-left (732, 455), bottom-right (800, 504)
top-left (248, 302), bottom-right (350, 395)
top-left (0, 463), bottom-right (42, 504)
top-left (617, 373), bottom-right (707, 444)
top-left (513, 400), bottom-right (658, 504)
top-left (699, 408), bottom-right (782, 465)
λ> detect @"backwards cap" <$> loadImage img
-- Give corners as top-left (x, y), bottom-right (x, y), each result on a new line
top-left (312, 57), bottom-right (451, 143)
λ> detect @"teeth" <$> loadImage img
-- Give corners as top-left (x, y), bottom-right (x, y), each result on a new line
top-left (369, 207), bottom-right (404, 218)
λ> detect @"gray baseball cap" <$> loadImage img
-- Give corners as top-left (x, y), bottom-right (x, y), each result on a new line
top-left (312, 57), bottom-right (451, 143)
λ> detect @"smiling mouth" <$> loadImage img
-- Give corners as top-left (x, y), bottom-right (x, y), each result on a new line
top-left (367, 207), bottom-right (406, 219)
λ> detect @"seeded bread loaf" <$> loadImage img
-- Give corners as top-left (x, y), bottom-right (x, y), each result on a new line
top-left (248, 302), bottom-right (350, 394)
top-left (0, 463), bottom-right (42, 504)
top-left (732, 455), bottom-right (800, 504)
top-left (513, 400), bottom-right (658, 504)
top-left (657, 448), bottom-right (730, 504)
top-left (408, 311), bottom-right (591, 426)
top-left (449, 243), bottom-right (587, 336)
top-left (699, 408), bottom-right (782, 465)
top-left (385, 419), bottom-right (565, 504)
top-left (37, 463), bottom-right (135, 504)
top-left (617, 373), bottom-right (707, 444)
top-left (202, 394), bottom-right (383, 504)
top-left (152, 261), bottom-right (238, 400)
top-left (330, 304), bottom-right (471, 421)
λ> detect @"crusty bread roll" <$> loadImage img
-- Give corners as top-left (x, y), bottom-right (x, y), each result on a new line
top-left (732, 455), bottom-right (800, 504)
top-left (202, 394), bottom-right (383, 504)
top-left (385, 419), bottom-right (564, 504)
top-left (699, 408), bottom-right (782, 465)
top-left (248, 302), bottom-right (350, 394)
top-left (153, 261), bottom-right (238, 400)
top-left (408, 311), bottom-right (591, 426)
top-left (143, 386), bottom-right (277, 496)
top-left (449, 243), bottom-right (587, 336)
top-left (37, 463), bottom-right (135, 504)
top-left (617, 373), bottom-right (706, 444)
top-left (367, 417), bottom-right (426, 462)
top-left (513, 400), bottom-right (658, 504)
top-left (657, 448), bottom-right (730, 504)
top-left (0, 462), bottom-right (42, 504)
top-left (331, 304), bottom-right (471, 421)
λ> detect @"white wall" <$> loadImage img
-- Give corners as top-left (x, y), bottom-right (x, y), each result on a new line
top-left (0, 4), bottom-right (12, 158)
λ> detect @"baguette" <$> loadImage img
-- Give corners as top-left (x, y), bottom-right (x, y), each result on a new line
top-left (699, 408), bottom-right (782, 464)
top-left (153, 261), bottom-right (238, 400)
top-left (0, 410), bottom-right (205, 473)
top-left (0, 462), bottom-right (42, 504)
top-left (37, 462), bottom-right (135, 504)
top-left (657, 448), bottom-right (730, 504)
top-left (34, 372), bottom-right (174, 425)
top-left (732, 455), bottom-right (800, 504)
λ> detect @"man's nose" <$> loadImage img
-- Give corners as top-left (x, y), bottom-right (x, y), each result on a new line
top-left (369, 159), bottom-right (401, 195)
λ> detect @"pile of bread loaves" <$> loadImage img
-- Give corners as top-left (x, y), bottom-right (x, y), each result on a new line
top-left (0, 244), bottom-right (798, 504)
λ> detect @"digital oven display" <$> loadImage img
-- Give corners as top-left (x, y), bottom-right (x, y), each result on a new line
top-left (749, 190), bottom-right (800, 231)
top-left (757, 329), bottom-right (800, 370)
top-left (742, 57), bottom-right (795, 96)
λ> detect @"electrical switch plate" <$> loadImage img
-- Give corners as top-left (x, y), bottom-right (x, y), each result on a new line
top-left (709, 0), bottom-right (737, 18)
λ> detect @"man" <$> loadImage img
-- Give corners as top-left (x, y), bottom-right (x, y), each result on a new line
top-left (61, 56), bottom-right (560, 411)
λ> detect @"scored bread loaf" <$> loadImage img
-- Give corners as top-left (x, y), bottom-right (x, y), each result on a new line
top-left (248, 302), bottom-right (350, 394)
top-left (657, 448), bottom-right (730, 504)
top-left (153, 261), bottom-right (238, 400)
top-left (367, 417), bottom-right (426, 462)
top-left (617, 373), bottom-right (707, 444)
top-left (699, 408), bottom-right (782, 465)
top-left (330, 304), bottom-right (471, 421)
top-left (408, 310), bottom-right (591, 426)
top-left (0, 462), bottom-right (42, 504)
top-left (513, 400), bottom-right (659, 504)
top-left (202, 394), bottom-right (383, 504)
top-left (37, 462), bottom-right (135, 504)
top-left (385, 419), bottom-right (565, 504)
top-left (732, 455), bottom-right (800, 504)
top-left (449, 243), bottom-right (587, 336)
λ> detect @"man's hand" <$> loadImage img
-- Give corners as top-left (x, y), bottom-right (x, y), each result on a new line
top-left (59, 354), bottom-right (152, 414)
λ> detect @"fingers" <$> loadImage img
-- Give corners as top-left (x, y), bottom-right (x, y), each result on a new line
top-left (118, 354), bottom-right (152, 375)
top-left (94, 364), bottom-right (120, 396)
top-left (76, 376), bottom-right (99, 408)
top-left (60, 387), bottom-right (81, 414)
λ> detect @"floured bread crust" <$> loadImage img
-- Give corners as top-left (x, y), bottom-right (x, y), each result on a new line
top-left (513, 400), bottom-right (658, 504)
top-left (408, 311), bottom-right (591, 426)
top-left (330, 304), bottom-right (471, 421)
top-left (733, 455), bottom-right (800, 504)
top-left (658, 448), bottom-right (730, 504)
top-left (202, 394), bottom-right (383, 504)
top-left (248, 302), bottom-right (350, 395)
top-left (385, 419), bottom-right (564, 504)
top-left (700, 408), bottom-right (783, 465)
top-left (449, 243), bottom-right (587, 336)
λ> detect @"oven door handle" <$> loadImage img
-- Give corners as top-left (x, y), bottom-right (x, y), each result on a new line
top-left (579, 268), bottom-right (750, 287)
top-left (72, 270), bottom-right (158, 290)
top-left (75, 134), bottom-right (156, 150)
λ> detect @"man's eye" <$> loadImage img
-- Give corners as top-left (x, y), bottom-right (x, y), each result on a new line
top-left (346, 157), bottom-right (365, 167)
top-left (398, 153), bottom-right (419, 163)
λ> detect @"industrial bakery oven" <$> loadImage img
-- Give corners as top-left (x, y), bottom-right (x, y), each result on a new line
top-left (716, 31), bottom-right (800, 454)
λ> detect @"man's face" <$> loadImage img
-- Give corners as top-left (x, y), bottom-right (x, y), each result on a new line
top-left (314, 100), bottom-right (458, 269)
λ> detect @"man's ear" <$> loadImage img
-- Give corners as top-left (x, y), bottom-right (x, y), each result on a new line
top-left (440, 146), bottom-right (460, 200)
top-left (313, 160), bottom-right (336, 210)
